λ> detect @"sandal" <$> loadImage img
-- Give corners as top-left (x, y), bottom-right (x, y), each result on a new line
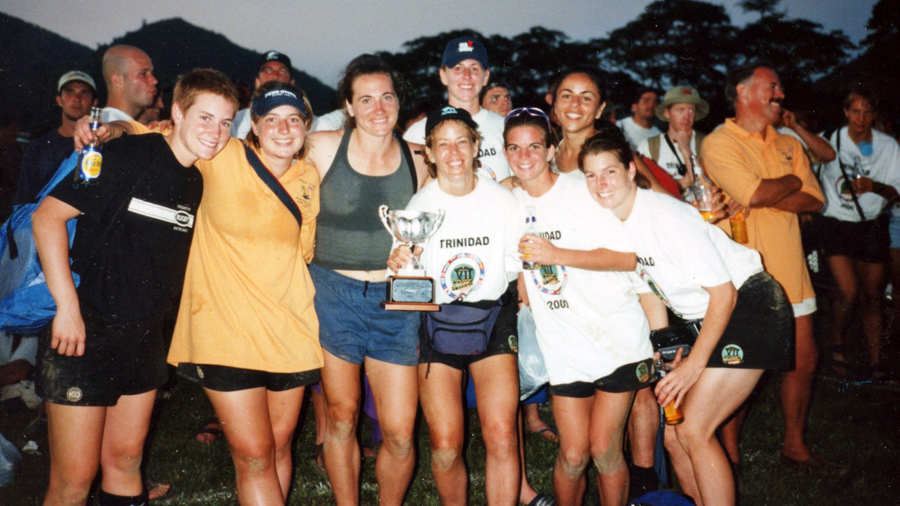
top-left (195, 420), bottom-right (223, 444)
top-left (830, 346), bottom-right (849, 379)
top-left (523, 494), bottom-right (556, 506)
top-left (311, 443), bottom-right (327, 476)
top-left (146, 481), bottom-right (172, 500)
top-left (871, 363), bottom-right (891, 382)
top-left (529, 425), bottom-right (559, 444)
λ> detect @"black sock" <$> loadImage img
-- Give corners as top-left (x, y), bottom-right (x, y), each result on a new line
top-left (98, 489), bottom-right (149, 506)
top-left (630, 465), bottom-right (660, 497)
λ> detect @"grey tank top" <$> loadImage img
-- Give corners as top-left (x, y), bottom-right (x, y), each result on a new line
top-left (313, 129), bottom-right (416, 270)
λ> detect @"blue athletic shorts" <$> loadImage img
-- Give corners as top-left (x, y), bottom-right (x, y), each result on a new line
top-left (310, 264), bottom-right (420, 366)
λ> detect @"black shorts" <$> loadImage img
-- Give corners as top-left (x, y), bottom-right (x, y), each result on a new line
top-left (178, 363), bottom-right (321, 392)
top-left (549, 358), bottom-right (656, 398)
top-left (705, 272), bottom-right (794, 370)
top-left (419, 287), bottom-right (519, 371)
top-left (36, 308), bottom-right (169, 406)
top-left (818, 214), bottom-right (890, 264)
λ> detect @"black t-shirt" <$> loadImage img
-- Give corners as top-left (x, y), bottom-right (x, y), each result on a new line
top-left (50, 133), bottom-right (203, 322)
top-left (13, 129), bottom-right (75, 206)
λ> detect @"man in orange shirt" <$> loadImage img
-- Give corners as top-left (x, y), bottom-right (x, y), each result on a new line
top-left (702, 64), bottom-right (846, 477)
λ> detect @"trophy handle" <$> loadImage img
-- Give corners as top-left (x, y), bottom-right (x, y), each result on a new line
top-left (378, 205), bottom-right (395, 236)
top-left (425, 209), bottom-right (445, 243)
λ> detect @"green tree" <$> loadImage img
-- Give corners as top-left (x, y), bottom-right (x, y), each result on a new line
top-left (735, 3), bottom-right (852, 113)
top-left (859, 0), bottom-right (900, 118)
top-left (593, 0), bottom-right (738, 127)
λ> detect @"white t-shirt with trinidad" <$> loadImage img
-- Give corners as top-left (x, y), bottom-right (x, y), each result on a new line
top-left (404, 108), bottom-right (511, 182)
top-left (406, 172), bottom-right (523, 304)
top-left (513, 171), bottom-right (652, 385)
top-left (622, 189), bottom-right (763, 320)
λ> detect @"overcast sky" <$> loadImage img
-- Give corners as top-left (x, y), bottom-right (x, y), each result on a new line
top-left (3, 0), bottom-right (878, 87)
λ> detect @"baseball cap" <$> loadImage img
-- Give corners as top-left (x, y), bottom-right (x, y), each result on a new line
top-left (259, 50), bottom-right (292, 73)
top-left (57, 71), bottom-right (97, 93)
top-left (441, 37), bottom-right (489, 70)
top-left (425, 105), bottom-right (479, 136)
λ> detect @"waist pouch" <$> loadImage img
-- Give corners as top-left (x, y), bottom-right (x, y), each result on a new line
top-left (426, 301), bottom-right (502, 356)
top-left (650, 319), bottom-right (702, 361)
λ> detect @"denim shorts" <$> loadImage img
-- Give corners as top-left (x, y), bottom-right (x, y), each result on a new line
top-left (310, 263), bottom-right (420, 366)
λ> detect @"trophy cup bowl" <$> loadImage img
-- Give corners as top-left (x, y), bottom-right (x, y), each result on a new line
top-left (379, 205), bottom-right (445, 311)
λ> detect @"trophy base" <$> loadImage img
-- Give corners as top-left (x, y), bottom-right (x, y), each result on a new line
top-left (382, 275), bottom-right (440, 312)
top-left (381, 301), bottom-right (440, 311)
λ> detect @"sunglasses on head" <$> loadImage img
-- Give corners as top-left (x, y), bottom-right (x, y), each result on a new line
top-left (505, 107), bottom-right (552, 131)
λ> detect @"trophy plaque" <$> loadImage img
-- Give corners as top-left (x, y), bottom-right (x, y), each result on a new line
top-left (379, 205), bottom-right (445, 311)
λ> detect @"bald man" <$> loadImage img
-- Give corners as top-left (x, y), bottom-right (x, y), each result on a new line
top-left (100, 44), bottom-right (158, 123)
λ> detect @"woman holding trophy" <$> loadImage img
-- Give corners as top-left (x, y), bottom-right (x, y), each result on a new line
top-left (388, 106), bottom-right (523, 505)
top-left (580, 132), bottom-right (793, 506)
top-left (305, 55), bottom-right (429, 505)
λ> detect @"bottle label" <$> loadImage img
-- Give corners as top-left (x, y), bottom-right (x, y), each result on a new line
top-left (80, 150), bottom-right (102, 179)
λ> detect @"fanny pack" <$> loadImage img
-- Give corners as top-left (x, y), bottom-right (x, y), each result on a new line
top-left (426, 300), bottom-right (502, 356)
top-left (650, 319), bottom-right (702, 361)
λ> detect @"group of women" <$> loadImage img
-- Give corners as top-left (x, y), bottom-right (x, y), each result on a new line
top-left (49, 53), bottom-right (793, 506)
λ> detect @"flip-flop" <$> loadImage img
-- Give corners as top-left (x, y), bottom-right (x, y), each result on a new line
top-left (147, 481), bottom-right (171, 500)
top-left (531, 426), bottom-right (559, 443)
top-left (195, 422), bottom-right (224, 444)
top-left (524, 494), bottom-right (556, 506)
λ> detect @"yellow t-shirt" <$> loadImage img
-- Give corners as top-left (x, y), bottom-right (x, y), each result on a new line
top-left (701, 119), bottom-right (824, 304)
top-left (168, 138), bottom-right (322, 373)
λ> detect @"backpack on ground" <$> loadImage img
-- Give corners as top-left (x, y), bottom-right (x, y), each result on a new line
top-left (0, 152), bottom-right (80, 334)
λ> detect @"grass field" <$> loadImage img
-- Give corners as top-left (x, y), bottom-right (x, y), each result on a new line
top-left (3, 294), bottom-right (899, 505)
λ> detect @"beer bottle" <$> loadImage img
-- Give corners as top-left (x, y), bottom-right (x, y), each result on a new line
top-left (688, 155), bottom-right (716, 222)
top-left (522, 206), bottom-right (540, 271)
top-left (74, 107), bottom-right (103, 187)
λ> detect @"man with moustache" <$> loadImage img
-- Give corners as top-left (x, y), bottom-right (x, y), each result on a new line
top-left (702, 65), bottom-right (845, 477)
top-left (100, 45), bottom-right (158, 124)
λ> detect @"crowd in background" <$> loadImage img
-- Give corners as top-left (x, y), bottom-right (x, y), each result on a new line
top-left (1, 33), bottom-right (898, 506)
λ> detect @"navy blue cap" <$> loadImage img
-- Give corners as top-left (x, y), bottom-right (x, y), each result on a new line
top-left (441, 37), bottom-right (489, 69)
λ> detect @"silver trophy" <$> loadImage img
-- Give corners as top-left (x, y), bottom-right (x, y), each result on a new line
top-left (379, 205), bottom-right (445, 310)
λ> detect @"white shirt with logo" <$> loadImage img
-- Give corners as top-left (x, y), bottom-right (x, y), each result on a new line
top-left (820, 128), bottom-right (900, 221)
top-left (406, 172), bottom-right (522, 304)
top-left (636, 131), bottom-right (700, 181)
top-left (623, 189), bottom-right (763, 320)
top-left (513, 172), bottom-right (652, 385)
top-left (404, 108), bottom-right (511, 182)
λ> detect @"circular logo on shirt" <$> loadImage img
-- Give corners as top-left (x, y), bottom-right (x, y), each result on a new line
top-left (636, 362), bottom-right (651, 383)
top-left (722, 344), bottom-right (744, 365)
top-left (480, 165), bottom-right (498, 182)
top-left (175, 211), bottom-right (192, 226)
top-left (530, 264), bottom-right (568, 295)
top-left (440, 253), bottom-right (486, 300)
top-left (834, 175), bottom-right (856, 203)
top-left (66, 387), bottom-right (83, 403)
top-left (639, 268), bottom-right (673, 310)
